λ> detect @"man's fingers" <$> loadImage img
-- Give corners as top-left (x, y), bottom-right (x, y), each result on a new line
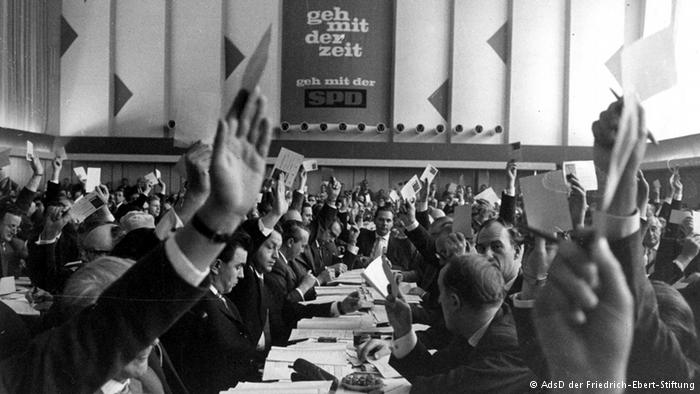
top-left (548, 259), bottom-right (599, 311)
top-left (256, 118), bottom-right (272, 158)
top-left (238, 86), bottom-right (261, 139)
top-left (248, 95), bottom-right (266, 145)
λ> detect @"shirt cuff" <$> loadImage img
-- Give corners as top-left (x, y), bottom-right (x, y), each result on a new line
top-left (346, 245), bottom-right (359, 255)
top-left (510, 292), bottom-right (535, 309)
top-left (405, 220), bottom-right (419, 231)
top-left (155, 209), bottom-right (183, 241)
top-left (295, 288), bottom-right (306, 301)
top-left (165, 236), bottom-right (210, 287)
top-left (416, 202), bottom-right (428, 212)
top-left (36, 234), bottom-right (60, 245)
top-left (391, 330), bottom-right (417, 359)
top-left (257, 218), bottom-right (273, 237)
top-left (330, 301), bottom-right (341, 316)
top-left (592, 210), bottom-right (640, 240)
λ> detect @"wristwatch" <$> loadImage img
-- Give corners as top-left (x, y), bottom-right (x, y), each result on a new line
top-left (191, 214), bottom-right (235, 243)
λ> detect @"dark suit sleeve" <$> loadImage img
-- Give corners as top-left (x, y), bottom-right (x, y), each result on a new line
top-left (26, 241), bottom-right (72, 294)
top-left (416, 210), bottom-right (431, 231)
top-left (610, 230), bottom-right (700, 381)
top-left (45, 181), bottom-right (60, 205)
top-left (266, 264), bottom-right (304, 304)
top-left (389, 340), bottom-right (533, 393)
top-left (499, 192), bottom-right (516, 225)
top-left (406, 223), bottom-right (440, 268)
top-left (512, 306), bottom-right (549, 380)
top-left (649, 236), bottom-right (684, 284)
top-left (291, 190), bottom-right (305, 212)
top-left (15, 187), bottom-right (36, 215)
top-left (0, 243), bottom-right (209, 393)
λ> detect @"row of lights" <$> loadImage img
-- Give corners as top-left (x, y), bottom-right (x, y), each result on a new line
top-left (279, 122), bottom-right (504, 135)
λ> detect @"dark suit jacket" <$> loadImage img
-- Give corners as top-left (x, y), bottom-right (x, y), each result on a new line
top-left (0, 243), bottom-right (209, 393)
top-left (390, 305), bottom-right (535, 393)
top-left (162, 291), bottom-right (265, 394)
top-left (25, 227), bottom-right (80, 294)
top-left (228, 264), bottom-right (271, 351)
top-left (355, 229), bottom-right (422, 272)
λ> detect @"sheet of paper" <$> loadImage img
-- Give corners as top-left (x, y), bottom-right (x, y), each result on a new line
top-left (520, 171), bottom-right (573, 234)
top-left (562, 160), bottom-right (598, 191)
top-left (314, 286), bottom-right (360, 296)
top-left (0, 148), bottom-right (11, 167)
top-left (452, 204), bottom-right (473, 237)
top-left (0, 276), bottom-right (16, 295)
top-left (302, 159), bottom-right (318, 172)
top-left (399, 175), bottom-right (421, 201)
top-left (420, 164), bottom-right (438, 183)
top-left (362, 257), bottom-right (390, 299)
top-left (262, 360), bottom-right (351, 382)
top-left (144, 171), bottom-right (159, 186)
top-left (56, 146), bottom-right (68, 160)
top-left (299, 295), bottom-right (346, 305)
top-left (288, 329), bottom-right (354, 342)
top-left (474, 187), bottom-right (500, 206)
top-left (0, 299), bottom-right (39, 316)
top-left (85, 168), bottom-right (101, 192)
top-left (621, 27), bottom-right (677, 101)
top-left (73, 167), bottom-right (87, 182)
top-left (508, 142), bottom-right (523, 162)
top-left (266, 346), bottom-right (348, 365)
top-left (68, 192), bottom-right (104, 223)
top-left (272, 147), bottom-right (305, 188)
top-left (25, 141), bottom-right (34, 161)
top-left (669, 209), bottom-right (691, 225)
top-left (388, 190), bottom-right (400, 203)
top-left (297, 316), bottom-right (374, 330)
top-left (223, 381), bottom-right (333, 394)
top-left (370, 354), bottom-right (402, 379)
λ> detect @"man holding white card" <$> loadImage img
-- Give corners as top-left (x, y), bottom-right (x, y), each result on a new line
top-left (357, 254), bottom-right (534, 392)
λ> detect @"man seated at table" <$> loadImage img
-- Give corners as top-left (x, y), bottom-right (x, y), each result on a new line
top-left (358, 254), bottom-right (535, 393)
top-left (162, 232), bottom-right (266, 393)
top-left (229, 226), bottom-right (360, 348)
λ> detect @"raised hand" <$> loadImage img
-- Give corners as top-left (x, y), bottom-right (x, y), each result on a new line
top-left (51, 157), bottom-right (63, 183)
top-left (671, 168), bottom-right (683, 200)
top-left (201, 86), bottom-right (271, 223)
top-left (534, 237), bottom-right (633, 386)
top-left (636, 170), bottom-right (649, 216)
top-left (567, 174), bottom-right (587, 229)
top-left (505, 160), bottom-right (517, 196)
top-left (271, 172), bottom-right (289, 217)
top-left (327, 176), bottom-right (342, 203)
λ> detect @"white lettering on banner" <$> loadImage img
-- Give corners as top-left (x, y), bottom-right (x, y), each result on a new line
top-left (304, 6), bottom-right (368, 58)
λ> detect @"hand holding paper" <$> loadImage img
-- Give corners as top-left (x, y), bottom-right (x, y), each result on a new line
top-left (383, 258), bottom-right (412, 338)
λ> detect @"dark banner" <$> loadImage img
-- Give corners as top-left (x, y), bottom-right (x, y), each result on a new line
top-left (281, 0), bottom-right (393, 124)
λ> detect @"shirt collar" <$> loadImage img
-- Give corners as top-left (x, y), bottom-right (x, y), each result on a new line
top-left (279, 253), bottom-right (288, 265)
top-left (209, 284), bottom-right (221, 297)
top-left (376, 232), bottom-right (390, 242)
top-left (467, 312), bottom-right (497, 347)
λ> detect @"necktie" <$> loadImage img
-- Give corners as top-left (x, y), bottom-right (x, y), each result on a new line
top-left (370, 237), bottom-right (384, 260)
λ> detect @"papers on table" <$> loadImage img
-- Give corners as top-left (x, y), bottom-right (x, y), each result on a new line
top-left (452, 204), bottom-right (473, 237)
top-left (420, 164), bottom-right (438, 183)
top-left (0, 276), bottom-right (16, 295)
top-left (330, 269), bottom-right (364, 284)
top-left (562, 160), bottom-right (598, 191)
top-left (314, 286), bottom-right (360, 296)
top-left (361, 257), bottom-right (390, 299)
top-left (68, 192), bottom-right (105, 223)
top-left (0, 148), bottom-right (11, 167)
top-left (474, 187), bottom-right (500, 206)
top-left (288, 329), bottom-right (354, 342)
top-left (272, 147), bottom-right (305, 188)
top-left (520, 171), bottom-right (573, 234)
top-left (299, 295), bottom-right (346, 305)
top-left (267, 344), bottom-right (348, 365)
top-left (400, 175), bottom-right (421, 201)
top-left (297, 316), bottom-right (375, 330)
top-left (221, 380), bottom-right (333, 394)
top-left (262, 360), bottom-right (352, 383)
top-left (85, 168), bottom-right (101, 192)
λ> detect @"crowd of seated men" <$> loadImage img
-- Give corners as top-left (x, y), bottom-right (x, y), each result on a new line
top-left (0, 89), bottom-right (699, 393)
